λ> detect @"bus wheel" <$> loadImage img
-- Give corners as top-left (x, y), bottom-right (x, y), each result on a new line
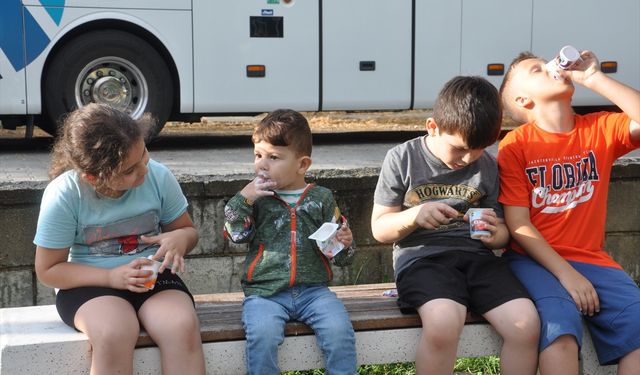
top-left (42, 29), bottom-right (173, 138)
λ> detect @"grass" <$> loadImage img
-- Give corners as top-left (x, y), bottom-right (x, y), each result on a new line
top-left (282, 356), bottom-right (501, 374)
top-left (454, 356), bottom-right (501, 374)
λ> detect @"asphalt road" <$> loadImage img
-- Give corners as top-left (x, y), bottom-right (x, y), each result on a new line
top-left (0, 135), bottom-right (431, 184)
top-left (3, 130), bottom-right (640, 185)
top-left (1, 107), bottom-right (637, 185)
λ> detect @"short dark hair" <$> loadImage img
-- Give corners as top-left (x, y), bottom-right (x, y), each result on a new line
top-left (499, 51), bottom-right (538, 123)
top-left (252, 109), bottom-right (312, 157)
top-left (433, 76), bottom-right (502, 149)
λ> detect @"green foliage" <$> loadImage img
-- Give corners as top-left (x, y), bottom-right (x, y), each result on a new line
top-left (356, 363), bottom-right (416, 375)
top-left (454, 356), bottom-right (501, 374)
top-left (282, 356), bottom-right (501, 374)
top-left (282, 362), bottom-right (415, 375)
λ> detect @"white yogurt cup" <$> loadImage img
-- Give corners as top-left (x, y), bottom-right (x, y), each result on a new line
top-left (309, 222), bottom-right (345, 257)
top-left (467, 208), bottom-right (493, 240)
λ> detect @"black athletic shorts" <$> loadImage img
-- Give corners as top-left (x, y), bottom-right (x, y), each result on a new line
top-left (395, 250), bottom-right (531, 315)
top-left (56, 269), bottom-right (194, 330)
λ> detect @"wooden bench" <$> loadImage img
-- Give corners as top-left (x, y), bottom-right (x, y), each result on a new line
top-left (0, 283), bottom-right (615, 374)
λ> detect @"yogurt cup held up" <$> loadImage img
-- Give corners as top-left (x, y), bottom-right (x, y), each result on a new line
top-left (546, 45), bottom-right (582, 80)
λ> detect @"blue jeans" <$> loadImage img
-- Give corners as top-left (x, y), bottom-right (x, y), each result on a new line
top-left (242, 285), bottom-right (357, 375)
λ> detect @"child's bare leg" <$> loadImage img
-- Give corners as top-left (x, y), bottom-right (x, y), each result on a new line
top-left (539, 335), bottom-right (579, 375)
top-left (618, 348), bottom-right (640, 375)
top-left (415, 299), bottom-right (466, 375)
top-left (483, 298), bottom-right (539, 375)
top-left (74, 296), bottom-right (140, 375)
top-left (138, 290), bottom-right (205, 375)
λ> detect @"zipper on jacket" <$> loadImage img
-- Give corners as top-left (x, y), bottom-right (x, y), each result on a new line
top-left (281, 184), bottom-right (315, 287)
top-left (289, 210), bottom-right (297, 287)
top-left (247, 243), bottom-right (265, 281)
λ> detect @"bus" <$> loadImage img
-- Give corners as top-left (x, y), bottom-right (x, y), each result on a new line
top-left (1, 0), bottom-right (639, 136)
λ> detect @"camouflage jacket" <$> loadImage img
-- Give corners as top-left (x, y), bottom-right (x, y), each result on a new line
top-left (224, 184), bottom-right (354, 297)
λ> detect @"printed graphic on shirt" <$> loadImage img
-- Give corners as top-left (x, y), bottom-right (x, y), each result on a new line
top-left (403, 183), bottom-right (482, 208)
top-left (403, 183), bottom-right (481, 231)
top-left (84, 211), bottom-right (160, 256)
top-left (524, 150), bottom-right (599, 213)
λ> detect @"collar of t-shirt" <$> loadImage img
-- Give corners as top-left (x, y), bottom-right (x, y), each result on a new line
top-left (275, 185), bottom-right (308, 207)
top-left (422, 135), bottom-right (448, 169)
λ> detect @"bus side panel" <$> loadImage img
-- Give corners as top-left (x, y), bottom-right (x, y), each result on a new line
top-left (0, 0), bottom-right (28, 115)
top-left (413, 0), bottom-right (462, 109)
top-left (24, 6), bottom-right (193, 115)
top-left (532, 0), bottom-right (640, 106)
top-left (322, 0), bottom-right (412, 110)
top-left (460, 0), bottom-right (533, 89)
top-left (0, 56), bottom-right (27, 115)
top-left (192, 0), bottom-right (319, 112)
top-left (22, 0), bottom-right (191, 9)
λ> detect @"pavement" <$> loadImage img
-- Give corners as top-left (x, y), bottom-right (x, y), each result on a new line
top-left (3, 140), bottom-right (638, 187)
top-left (0, 141), bottom-right (405, 184)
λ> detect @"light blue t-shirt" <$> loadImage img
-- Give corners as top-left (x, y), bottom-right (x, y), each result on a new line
top-left (33, 159), bottom-right (188, 268)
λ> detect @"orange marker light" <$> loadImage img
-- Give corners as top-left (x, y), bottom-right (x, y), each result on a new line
top-left (487, 63), bottom-right (504, 76)
top-left (600, 61), bottom-right (617, 74)
top-left (246, 65), bottom-right (266, 77)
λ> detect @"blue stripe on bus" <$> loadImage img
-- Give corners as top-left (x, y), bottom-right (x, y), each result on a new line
top-left (0, 0), bottom-right (25, 71)
top-left (24, 7), bottom-right (52, 68)
top-left (0, 0), bottom-right (64, 72)
top-left (41, 0), bottom-right (65, 25)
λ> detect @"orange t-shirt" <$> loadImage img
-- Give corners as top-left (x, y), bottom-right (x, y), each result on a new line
top-left (498, 112), bottom-right (639, 268)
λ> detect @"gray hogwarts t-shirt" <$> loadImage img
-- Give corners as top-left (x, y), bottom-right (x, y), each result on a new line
top-left (374, 136), bottom-right (503, 279)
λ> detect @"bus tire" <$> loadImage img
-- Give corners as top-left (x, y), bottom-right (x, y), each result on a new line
top-left (42, 29), bottom-right (173, 138)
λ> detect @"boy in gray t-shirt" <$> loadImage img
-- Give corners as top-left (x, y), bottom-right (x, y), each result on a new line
top-left (371, 76), bottom-right (540, 375)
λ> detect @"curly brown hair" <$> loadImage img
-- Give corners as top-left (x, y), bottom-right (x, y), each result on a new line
top-left (48, 103), bottom-right (155, 187)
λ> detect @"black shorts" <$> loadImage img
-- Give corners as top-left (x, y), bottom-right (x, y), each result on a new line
top-left (56, 269), bottom-right (194, 330)
top-left (396, 250), bottom-right (530, 315)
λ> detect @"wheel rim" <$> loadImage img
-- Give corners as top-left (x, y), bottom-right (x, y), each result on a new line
top-left (74, 56), bottom-right (149, 119)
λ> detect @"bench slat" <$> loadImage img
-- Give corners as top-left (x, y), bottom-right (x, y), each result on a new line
top-left (137, 283), bottom-right (483, 347)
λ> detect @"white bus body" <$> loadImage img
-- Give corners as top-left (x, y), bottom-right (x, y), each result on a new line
top-left (1, 0), bottom-right (638, 134)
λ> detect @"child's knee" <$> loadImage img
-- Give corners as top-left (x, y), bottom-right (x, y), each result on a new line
top-left (160, 305), bottom-right (199, 329)
top-left (244, 319), bottom-right (285, 347)
top-left (538, 297), bottom-right (582, 343)
top-left (323, 314), bottom-right (354, 334)
top-left (160, 312), bottom-right (201, 345)
top-left (547, 334), bottom-right (579, 353)
top-left (514, 310), bottom-right (541, 342)
top-left (89, 323), bottom-right (140, 348)
top-left (421, 321), bottom-right (463, 349)
top-left (320, 320), bottom-right (355, 348)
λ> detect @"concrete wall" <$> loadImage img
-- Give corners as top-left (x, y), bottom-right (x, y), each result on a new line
top-left (1, 162), bottom-right (639, 308)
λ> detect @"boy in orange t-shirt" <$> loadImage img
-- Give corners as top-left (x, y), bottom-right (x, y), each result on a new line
top-left (498, 50), bottom-right (640, 375)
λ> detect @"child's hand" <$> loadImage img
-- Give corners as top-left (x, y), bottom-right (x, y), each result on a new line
top-left (240, 176), bottom-right (276, 203)
top-left (415, 202), bottom-right (459, 229)
top-left (567, 50), bottom-right (601, 87)
top-left (558, 268), bottom-right (600, 316)
top-left (108, 258), bottom-right (154, 293)
top-left (335, 222), bottom-right (353, 248)
top-left (140, 231), bottom-right (188, 274)
top-left (468, 209), bottom-right (500, 244)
